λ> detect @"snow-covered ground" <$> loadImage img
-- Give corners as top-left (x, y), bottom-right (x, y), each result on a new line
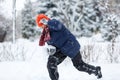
top-left (0, 57), bottom-right (120, 80)
top-left (0, 38), bottom-right (120, 80)
top-left (0, 36), bottom-right (120, 80)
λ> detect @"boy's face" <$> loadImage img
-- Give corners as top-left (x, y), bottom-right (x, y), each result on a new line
top-left (40, 18), bottom-right (48, 25)
top-left (39, 19), bottom-right (48, 28)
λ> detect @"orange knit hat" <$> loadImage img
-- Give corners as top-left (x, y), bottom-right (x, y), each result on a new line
top-left (36, 14), bottom-right (50, 28)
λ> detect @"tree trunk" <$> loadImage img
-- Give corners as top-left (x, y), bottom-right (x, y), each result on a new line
top-left (12, 0), bottom-right (16, 43)
top-left (0, 29), bottom-right (6, 42)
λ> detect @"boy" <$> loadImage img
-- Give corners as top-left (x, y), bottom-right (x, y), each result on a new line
top-left (36, 14), bottom-right (102, 80)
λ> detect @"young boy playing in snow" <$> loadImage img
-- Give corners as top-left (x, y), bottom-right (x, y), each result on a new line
top-left (36, 14), bottom-right (102, 80)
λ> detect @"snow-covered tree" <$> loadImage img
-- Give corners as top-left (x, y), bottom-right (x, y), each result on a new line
top-left (50, 0), bottom-right (103, 37)
top-left (34, 0), bottom-right (119, 39)
top-left (78, 0), bottom-right (103, 37)
top-left (100, 0), bottom-right (120, 42)
top-left (35, 0), bottom-right (59, 19)
top-left (21, 0), bottom-right (36, 39)
top-left (101, 14), bottom-right (120, 42)
top-left (0, 13), bottom-right (12, 42)
top-left (100, 1), bottom-right (120, 58)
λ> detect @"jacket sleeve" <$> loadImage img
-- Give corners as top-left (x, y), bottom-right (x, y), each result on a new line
top-left (47, 19), bottom-right (62, 31)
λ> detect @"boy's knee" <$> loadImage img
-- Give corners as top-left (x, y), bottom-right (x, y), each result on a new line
top-left (47, 56), bottom-right (58, 69)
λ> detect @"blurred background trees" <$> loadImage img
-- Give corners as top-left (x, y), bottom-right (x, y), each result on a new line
top-left (21, 0), bottom-right (36, 40)
top-left (0, 0), bottom-right (120, 42)
top-left (0, 0), bottom-right (12, 42)
top-left (21, 0), bottom-right (120, 42)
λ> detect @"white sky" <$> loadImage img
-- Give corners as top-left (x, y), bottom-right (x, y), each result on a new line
top-left (0, 0), bottom-right (36, 18)
top-left (16, 0), bottom-right (37, 10)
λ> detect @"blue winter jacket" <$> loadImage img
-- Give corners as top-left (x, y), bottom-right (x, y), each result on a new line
top-left (47, 19), bottom-right (80, 58)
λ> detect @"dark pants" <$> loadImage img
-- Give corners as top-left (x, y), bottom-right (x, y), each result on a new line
top-left (47, 49), bottom-right (97, 80)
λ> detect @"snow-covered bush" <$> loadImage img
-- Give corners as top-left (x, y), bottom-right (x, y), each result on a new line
top-left (0, 42), bottom-right (27, 61)
top-left (101, 14), bottom-right (120, 42)
top-left (0, 38), bottom-right (120, 63)
top-left (0, 15), bottom-right (13, 41)
top-left (80, 42), bottom-right (120, 63)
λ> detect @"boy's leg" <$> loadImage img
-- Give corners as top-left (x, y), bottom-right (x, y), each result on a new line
top-left (72, 51), bottom-right (102, 79)
top-left (47, 50), bottom-right (67, 80)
